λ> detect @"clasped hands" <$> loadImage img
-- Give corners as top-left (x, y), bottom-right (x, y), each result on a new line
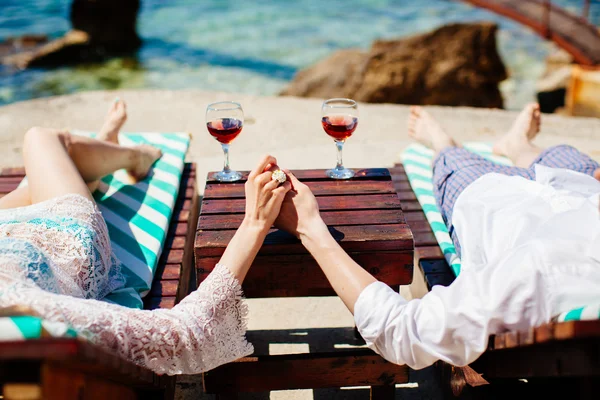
top-left (243, 154), bottom-right (327, 241)
top-left (221, 154), bottom-right (374, 311)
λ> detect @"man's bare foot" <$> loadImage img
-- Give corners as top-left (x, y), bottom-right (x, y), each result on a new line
top-left (493, 103), bottom-right (541, 157)
top-left (128, 144), bottom-right (162, 180)
top-left (97, 98), bottom-right (127, 144)
top-left (407, 106), bottom-right (456, 153)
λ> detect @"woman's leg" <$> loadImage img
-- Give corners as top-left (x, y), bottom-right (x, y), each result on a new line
top-left (97, 98), bottom-right (127, 144)
top-left (0, 99), bottom-right (132, 210)
top-left (23, 127), bottom-right (161, 205)
top-left (80, 98), bottom-right (128, 191)
top-left (0, 187), bottom-right (31, 209)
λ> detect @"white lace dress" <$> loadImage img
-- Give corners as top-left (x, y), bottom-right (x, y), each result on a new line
top-left (0, 194), bottom-right (253, 375)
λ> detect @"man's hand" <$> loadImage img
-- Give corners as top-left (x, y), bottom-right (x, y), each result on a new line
top-left (274, 171), bottom-right (327, 239)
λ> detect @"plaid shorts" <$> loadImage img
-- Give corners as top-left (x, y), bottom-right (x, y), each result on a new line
top-left (433, 145), bottom-right (600, 257)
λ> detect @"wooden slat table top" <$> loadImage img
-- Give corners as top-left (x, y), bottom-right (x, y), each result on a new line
top-left (196, 168), bottom-right (411, 253)
top-left (389, 162), bottom-right (600, 352)
top-left (195, 168), bottom-right (414, 298)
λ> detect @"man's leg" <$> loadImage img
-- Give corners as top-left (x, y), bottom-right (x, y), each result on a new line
top-left (493, 103), bottom-right (543, 168)
top-left (494, 102), bottom-right (599, 175)
top-left (408, 107), bottom-right (536, 257)
top-left (529, 145), bottom-right (600, 176)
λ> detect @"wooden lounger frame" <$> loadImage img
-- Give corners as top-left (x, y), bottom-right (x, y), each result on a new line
top-left (390, 164), bottom-right (600, 398)
top-left (0, 163), bottom-right (199, 400)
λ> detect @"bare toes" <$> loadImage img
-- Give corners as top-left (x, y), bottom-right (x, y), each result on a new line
top-left (407, 106), bottom-right (421, 136)
top-left (410, 106), bottom-right (422, 119)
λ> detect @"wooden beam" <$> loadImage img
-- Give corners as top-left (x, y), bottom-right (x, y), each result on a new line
top-left (203, 351), bottom-right (408, 393)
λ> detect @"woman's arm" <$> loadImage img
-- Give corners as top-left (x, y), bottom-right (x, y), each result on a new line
top-left (219, 155), bottom-right (292, 282)
top-left (0, 155), bottom-right (292, 376)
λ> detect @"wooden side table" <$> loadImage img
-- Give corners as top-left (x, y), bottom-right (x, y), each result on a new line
top-left (195, 168), bottom-right (414, 399)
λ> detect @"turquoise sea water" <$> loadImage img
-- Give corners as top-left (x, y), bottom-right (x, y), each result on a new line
top-left (1, 0), bottom-right (598, 109)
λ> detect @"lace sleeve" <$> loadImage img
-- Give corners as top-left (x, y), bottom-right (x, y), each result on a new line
top-left (0, 264), bottom-right (254, 375)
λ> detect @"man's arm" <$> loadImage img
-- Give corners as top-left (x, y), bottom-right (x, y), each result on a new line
top-left (364, 243), bottom-right (552, 368)
top-left (277, 172), bottom-right (551, 369)
top-left (299, 219), bottom-right (376, 312)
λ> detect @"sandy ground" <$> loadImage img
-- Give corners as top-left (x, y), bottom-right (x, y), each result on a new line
top-left (1, 90), bottom-right (599, 399)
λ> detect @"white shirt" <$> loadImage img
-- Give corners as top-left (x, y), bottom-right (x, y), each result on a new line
top-left (354, 165), bottom-right (600, 369)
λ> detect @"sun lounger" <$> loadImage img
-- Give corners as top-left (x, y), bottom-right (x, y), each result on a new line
top-left (394, 143), bottom-right (600, 397)
top-left (0, 133), bottom-right (199, 400)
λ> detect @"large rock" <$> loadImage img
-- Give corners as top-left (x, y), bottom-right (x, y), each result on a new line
top-left (71, 0), bottom-right (141, 53)
top-left (282, 23), bottom-right (507, 108)
top-left (2, 0), bottom-right (141, 68)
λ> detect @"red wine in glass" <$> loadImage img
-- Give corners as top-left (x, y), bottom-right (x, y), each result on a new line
top-left (321, 115), bottom-right (358, 141)
top-left (206, 118), bottom-right (243, 144)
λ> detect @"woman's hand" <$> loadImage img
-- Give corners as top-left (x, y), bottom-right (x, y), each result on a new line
top-left (275, 171), bottom-right (327, 239)
top-left (218, 155), bottom-right (291, 282)
top-left (243, 155), bottom-right (292, 233)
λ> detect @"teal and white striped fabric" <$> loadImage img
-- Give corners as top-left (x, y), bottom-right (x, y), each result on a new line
top-left (0, 132), bottom-right (190, 341)
top-left (401, 142), bottom-right (599, 323)
top-left (90, 132), bottom-right (191, 308)
top-left (0, 316), bottom-right (77, 341)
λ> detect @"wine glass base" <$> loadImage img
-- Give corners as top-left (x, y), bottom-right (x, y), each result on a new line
top-left (326, 167), bottom-right (355, 180)
top-left (212, 169), bottom-right (242, 182)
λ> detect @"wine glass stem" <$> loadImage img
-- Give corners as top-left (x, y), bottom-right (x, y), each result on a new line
top-left (222, 143), bottom-right (231, 173)
top-left (335, 141), bottom-right (345, 169)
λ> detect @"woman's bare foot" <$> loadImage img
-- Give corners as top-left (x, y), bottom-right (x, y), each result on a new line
top-left (594, 168), bottom-right (600, 182)
top-left (97, 98), bottom-right (127, 144)
top-left (408, 106), bottom-right (456, 153)
top-left (493, 103), bottom-right (541, 157)
top-left (128, 144), bottom-right (162, 180)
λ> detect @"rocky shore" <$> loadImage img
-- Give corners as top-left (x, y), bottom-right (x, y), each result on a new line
top-left (282, 23), bottom-right (507, 109)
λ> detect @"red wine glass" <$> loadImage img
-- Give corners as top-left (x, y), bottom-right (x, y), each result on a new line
top-left (206, 101), bottom-right (244, 182)
top-left (321, 98), bottom-right (358, 179)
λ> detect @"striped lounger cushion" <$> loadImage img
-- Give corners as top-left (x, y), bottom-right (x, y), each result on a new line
top-left (0, 132), bottom-right (190, 340)
top-left (401, 142), bottom-right (600, 323)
